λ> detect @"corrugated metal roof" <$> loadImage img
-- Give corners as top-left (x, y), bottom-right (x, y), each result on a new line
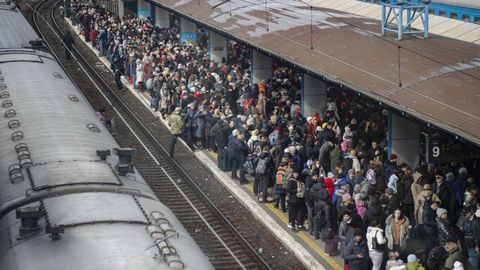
top-left (0, 5), bottom-right (38, 49)
top-left (305, 0), bottom-right (480, 44)
top-left (157, 0), bottom-right (480, 146)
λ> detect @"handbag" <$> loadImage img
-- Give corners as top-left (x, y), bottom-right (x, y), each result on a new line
top-left (372, 230), bottom-right (385, 251)
top-left (324, 231), bottom-right (338, 255)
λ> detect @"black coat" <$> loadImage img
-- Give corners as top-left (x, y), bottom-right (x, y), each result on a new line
top-left (431, 182), bottom-right (456, 210)
top-left (423, 205), bottom-right (438, 235)
top-left (344, 239), bottom-right (368, 269)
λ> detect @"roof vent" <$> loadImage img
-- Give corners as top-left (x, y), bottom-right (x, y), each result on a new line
top-left (0, 83), bottom-right (6, 91)
top-left (96, 149), bottom-right (111, 161)
top-left (2, 100), bottom-right (12, 108)
top-left (0, 76), bottom-right (4, 82)
top-left (9, 164), bottom-right (23, 183)
top-left (18, 149), bottom-right (32, 168)
top-left (8, 119), bottom-right (20, 129)
top-left (16, 204), bottom-right (44, 237)
top-left (87, 123), bottom-right (100, 133)
top-left (113, 148), bottom-right (135, 175)
top-left (5, 109), bottom-right (15, 118)
top-left (68, 94), bottom-right (79, 102)
top-left (11, 131), bottom-right (23, 141)
top-left (0, 90), bottom-right (9, 99)
top-left (15, 143), bottom-right (28, 152)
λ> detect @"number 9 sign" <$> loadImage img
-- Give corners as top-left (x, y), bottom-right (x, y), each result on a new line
top-left (432, 146), bottom-right (440, 157)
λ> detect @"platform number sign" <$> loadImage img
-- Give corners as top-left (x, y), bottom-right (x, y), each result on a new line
top-left (426, 136), bottom-right (480, 163)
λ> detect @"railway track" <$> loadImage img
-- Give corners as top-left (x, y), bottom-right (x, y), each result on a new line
top-left (30, 0), bottom-right (272, 269)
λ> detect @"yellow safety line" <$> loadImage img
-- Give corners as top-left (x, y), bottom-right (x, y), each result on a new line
top-left (207, 152), bottom-right (342, 269)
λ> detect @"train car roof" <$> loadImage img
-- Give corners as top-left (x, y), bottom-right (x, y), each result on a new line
top-left (0, 2), bottom-right (39, 49)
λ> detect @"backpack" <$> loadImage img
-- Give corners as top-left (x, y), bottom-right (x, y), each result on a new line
top-left (243, 160), bottom-right (255, 175)
top-left (255, 157), bottom-right (269, 175)
top-left (366, 168), bottom-right (377, 185)
top-left (276, 167), bottom-right (286, 185)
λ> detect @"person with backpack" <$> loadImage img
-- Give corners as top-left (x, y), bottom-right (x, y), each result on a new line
top-left (274, 156), bottom-right (289, 212)
top-left (287, 170), bottom-right (306, 232)
top-left (255, 146), bottom-right (273, 203)
top-left (309, 177), bottom-right (332, 239)
top-left (366, 219), bottom-right (387, 270)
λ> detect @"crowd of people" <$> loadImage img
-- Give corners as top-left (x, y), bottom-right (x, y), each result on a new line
top-left (67, 1), bottom-right (480, 269)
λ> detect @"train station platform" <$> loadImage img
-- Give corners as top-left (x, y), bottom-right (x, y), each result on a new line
top-left (65, 18), bottom-right (344, 270)
top-left (153, 0), bottom-right (480, 149)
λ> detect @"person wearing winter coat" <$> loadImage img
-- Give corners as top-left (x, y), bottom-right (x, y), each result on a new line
top-left (193, 106), bottom-right (207, 147)
top-left (437, 208), bottom-right (455, 246)
top-left (415, 184), bottom-right (433, 226)
top-left (366, 219), bottom-right (387, 270)
top-left (406, 254), bottom-right (425, 270)
top-left (431, 173), bottom-right (456, 223)
top-left (385, 209), bottom-right (410, 253)
top-left (344, 228), bottom-right (368, 270)
top-left (256, 147), bottom-right (273, 203)
top-left (287, 170), bottom-right (306, 232)
top-left (167, 107), bottom-right (184, 158)
top-left (423, 201), bottom-right (440, 252)
top-left (135, 58), bottom-right (145, 90)
top-left (310, 181), bottom-right (332, 239)
top-left (456, 207), bottom-right (480, 270)
top-left (388, 173), bottom-right (399, 194)
top-left (444, 242), bottom-right (464, 269)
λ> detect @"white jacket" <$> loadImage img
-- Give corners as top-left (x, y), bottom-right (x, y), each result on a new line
top-left (366, 226), bottom-right (387, 251)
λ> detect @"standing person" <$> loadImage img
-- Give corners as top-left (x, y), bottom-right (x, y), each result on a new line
top-left (112, 57), bottom-right (124, 91)
top-left (456, 207), bottom-right (480, 270)
top-left (436, 208), bottom-right (455, 246)
top-left (431, 172), bottom-right (456, 224)
top-left (366, 219), bottom-right (387, 270)
top-left (62, 31), bottom-right (75, 60)
top-left (230, 133), bottom-right (248, 180)
top-left (255, 146), bottom-right (273, 203)
top-left (385, 208), bottom-right (410, 255)
top-left (423, 201), bottom-right (440, 252)
top-left (344, 228), bottom-right (368, 270)
top-left (167, 107), bottom-right (184, 158)
top-left (287, 170), bottom-right (305, 232)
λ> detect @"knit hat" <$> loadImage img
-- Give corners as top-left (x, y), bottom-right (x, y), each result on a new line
top-left (407, 254), bottom-right (418, 263)
top-left (458, 167), bottom-right (468, 175)
top-left (389, 154), bottom-right (398, 161)
top-left (385, 188), bottom-right (394, 195)
top-left (437, 208), bottom-right (448, 218)
top-left (445, 172), bottom-right (455, 181)
top-left (327, 172), bottom-right (334, 178)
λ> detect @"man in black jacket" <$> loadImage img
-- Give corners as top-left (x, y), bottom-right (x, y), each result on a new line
top-left (423, 201), bottom-right (439, 252)
top-left (344, 228), bottom-right (368, 270)
top-left (457, 207), bottom-right (480, 269)
top-left (431, 172), bottom-right (456, 224)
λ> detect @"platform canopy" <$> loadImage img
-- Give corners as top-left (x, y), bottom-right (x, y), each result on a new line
top-left (156, 0), bottom-right (480, 146)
